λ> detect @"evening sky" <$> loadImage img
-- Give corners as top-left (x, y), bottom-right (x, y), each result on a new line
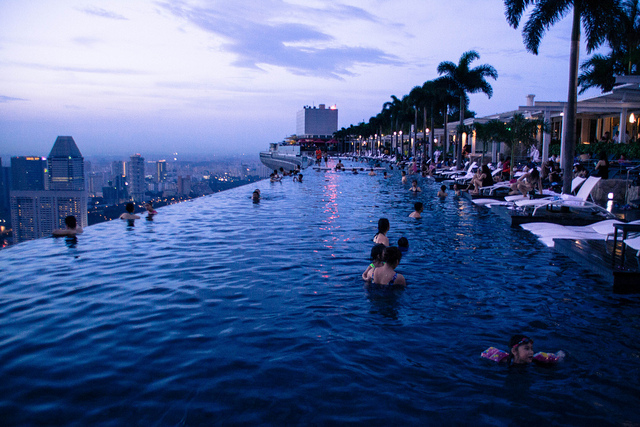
top-left (0, 0), bottom-right (603, 159)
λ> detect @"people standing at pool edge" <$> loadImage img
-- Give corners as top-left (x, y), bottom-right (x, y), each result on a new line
top-left (373, 218), bottom-right (390, 246)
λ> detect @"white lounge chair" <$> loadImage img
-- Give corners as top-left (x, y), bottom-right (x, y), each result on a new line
top-left (514, 176), bottom-right (601, 208)
top-left (522, 219), bottom-right (640, 248)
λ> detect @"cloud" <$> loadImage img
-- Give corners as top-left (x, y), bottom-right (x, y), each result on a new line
top-left (9, 61), bottom-right (146, 75)
top-left (79, 7), bottom-right (128, 20)
top-left (157, 0), bottom-right (400, 78)
top-left (0, 95), bottom-right (27, 103)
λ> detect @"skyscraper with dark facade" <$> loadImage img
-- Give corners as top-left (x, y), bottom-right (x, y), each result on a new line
top-left (10, 156), bottom-right (47, 191)
top-left (47, 136), bottom-right (85, 191)
top-left (127, 154), bottom-right (145, 203)
top-left (10, 136), bottom-right (88, 243)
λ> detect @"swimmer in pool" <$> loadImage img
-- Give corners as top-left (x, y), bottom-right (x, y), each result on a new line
top-left (369, 168), bottom-right (376, 176)
top-left (409, 202), bottom-right (423, 219)
top-left (52, 215), bottom-right (83, 236)
top-left (145, 202), bottom-right (157, 215)
top-left (252, 189), bottom-right (261, 201)
top-left (397, 237), bottom-right (408, 251)
top-left (508, 335), bottom-right (535, 364)
top-left (481, 334), bottom-right (565, 365)
top-left (119, 202), bottom-right (140, 220)
top-left (453, 184), bottom-right (461, 196)
top-left (370, 246), bottom-right (406, 286)
top-left (383, 171), bottom-right (388, 178)
top-left (373, 218), bottom-right (390, 246)
top-left (401, 170), bottom-right (408, 184)
top-left (409, 179), bottom-right (421, 192)
top-left (293, 174), bottom-right (303, 182)
top-left (362, 243), bottom-right (386, 281)
top-left (437, 185), bottom-right (447, 198)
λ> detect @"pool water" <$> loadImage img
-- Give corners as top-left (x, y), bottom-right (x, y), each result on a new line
top-left (1, 160), bottom-right (639, 425)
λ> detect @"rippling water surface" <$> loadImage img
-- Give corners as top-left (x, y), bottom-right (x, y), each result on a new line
top-left (1, 160), bottom-right (639, 425)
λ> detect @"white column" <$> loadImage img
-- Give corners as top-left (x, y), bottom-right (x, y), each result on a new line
top-left (560, 104), bottom-right (568, 170)
top-left (619, 109), bottom-right (628, 144)
top-left (542, 109), bottom-right (551, 164)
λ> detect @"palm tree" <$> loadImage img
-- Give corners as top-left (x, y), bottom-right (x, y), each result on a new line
top-left (579, 0), bottom-right (640, 93)
top-left (433, 77), bottom-right (459, 158)
top-left (578, 53), bottom-right (619, 93)
top-left (437, 50), bottom-right (498, 169)
top-left (505, 0), bottom-right (619, 193)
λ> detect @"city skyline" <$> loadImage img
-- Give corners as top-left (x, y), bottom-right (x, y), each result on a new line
top-left (1, 1), bottom-right (606, 158)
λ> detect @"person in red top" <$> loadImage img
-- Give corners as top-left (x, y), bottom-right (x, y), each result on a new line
top-left (501, 156), bottom-right (511, 181)
top-left (315, 148), bottom-right (322, 165)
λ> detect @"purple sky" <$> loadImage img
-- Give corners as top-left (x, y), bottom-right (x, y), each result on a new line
top-left (0, 0), bottom-right (604, 159)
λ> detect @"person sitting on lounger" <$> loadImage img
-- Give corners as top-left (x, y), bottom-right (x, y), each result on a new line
top-left (469, 165), bottom-right (493, 194)
top-left (509, 168), bottom-right (543, 196)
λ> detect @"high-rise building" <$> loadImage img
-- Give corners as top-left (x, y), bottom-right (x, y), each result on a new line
top-left (156, 160), bottom-right (167, 183)
top-left (48, 136), bottom-right (84, 190)
top-left (11, 156), bottom-right (47, 191)
top-left (127, 154), bottom-right (145, 202)
top-left (177, 175), bottom-right (191, 196)
top-left (111, 161), bottom-right (126, 180)
top-left (10, 136), bottom-right (88, 243)
top-left (296, 104), bottom-right (338, 139)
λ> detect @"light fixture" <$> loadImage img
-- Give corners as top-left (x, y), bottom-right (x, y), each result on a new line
top-left (630, 113), bottom-right (636, 124)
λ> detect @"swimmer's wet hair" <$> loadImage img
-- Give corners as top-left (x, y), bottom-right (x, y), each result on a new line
top-left (382, 246), bottom-right (402, 265)
top-left (370, 244), bottom-right (386, 261)
top-left (414, 202), bottom-right (423, 211)
top-left (398, 237), bottom-right (408, 248)
top-left (64, 215), bottom-right (77, 228)
top-left (126, 202), bottom-right (135, 213)
top-left (378, 218), bottom-right (390, 233)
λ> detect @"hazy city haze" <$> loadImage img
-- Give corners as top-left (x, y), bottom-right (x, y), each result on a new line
top-left (1, 0), bottom-right (602, 158)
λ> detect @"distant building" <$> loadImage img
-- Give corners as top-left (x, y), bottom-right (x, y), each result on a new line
top-left (111, 161), bottom-right (126, 180)
top-left (156, 160), bottom-right (167, 183)
top-left (11, 156), bottom-right (47, 191)
top-left (127, 154), bottom-right (145, 202)
top-left (177, 175), bottom-right (191, 196)
top-left (10, 136), bottom-right (87, 243)
top-left (296, 104), bottom-right (338, 139)
top-left (48, 136), bottom-right (84, 191)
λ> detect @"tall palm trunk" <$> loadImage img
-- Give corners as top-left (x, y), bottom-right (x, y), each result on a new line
top-left (562, 2), bottom-right (581, 194)
top-left (414, 107), bottom-right (418, 158)
top-left (443, 104), bottom-right (449, 157)
top-left (423, 107), bottom-right (428, 160)
top-left (429, 104), bottom-right (435, 159)
top-left (457, 94), bottom-right (465, 169)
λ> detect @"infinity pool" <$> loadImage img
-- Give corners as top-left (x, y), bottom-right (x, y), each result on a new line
top-left (1, 160), bottom-right (639, 425)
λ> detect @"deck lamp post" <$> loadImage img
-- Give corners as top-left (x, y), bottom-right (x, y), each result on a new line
top-left (394, 132), bottom-right (397, 156)
top-left (630, 113), bottom-right (637, 143)
top-left (399, 131), bottom-right (403, 157)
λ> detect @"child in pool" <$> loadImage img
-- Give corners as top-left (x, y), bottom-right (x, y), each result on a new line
top-left (373, 218), bottom-right (390, 246)
top-left (401, 170), bottom-right (407, 184)
top-left (370, 246), bottom-right (406, 286)
top-left (362, 244), bottom-right (386, 281)
top-left (437, 185), bottom-right (447, 198)
top-left (409, 202), bottom-right (423, 218)
top-left (397, 237), bottom-right (408, 252)
top-left (410, 179), bottom-right (421, 192)
top-left (481, 335), bottom-right (565, 365)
